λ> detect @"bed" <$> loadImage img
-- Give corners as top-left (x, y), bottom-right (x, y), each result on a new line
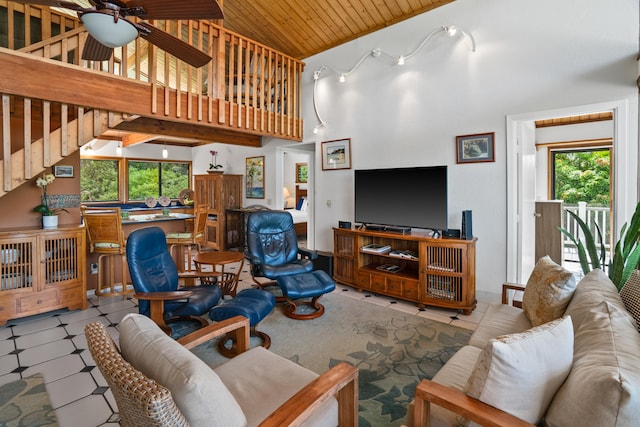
top-left (289, 185), bottom-right (308, 238)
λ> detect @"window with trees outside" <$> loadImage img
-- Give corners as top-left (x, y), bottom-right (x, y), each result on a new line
top-left (80, 158), bottom-right (191, 202)
top-left (127, 160), bottom-right (190, 201)
top-left (80, 159), bottom-right (119, 202)
top-left (552, 148), bottom-right (611, 207)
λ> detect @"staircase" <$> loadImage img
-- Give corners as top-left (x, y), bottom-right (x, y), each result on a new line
top-left (0, 0), bottom-right (305, 197)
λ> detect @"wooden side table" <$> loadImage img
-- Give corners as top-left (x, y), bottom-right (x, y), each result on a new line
top-left (193, 251), bottom-right (245, 297)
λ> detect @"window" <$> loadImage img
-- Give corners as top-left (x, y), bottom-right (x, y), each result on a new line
top-left (127, 160), bottom-right (190, 201)
top-left (551, 148), bottom-right (611, 207)
top-left (80, 159), bottom-right (120, 202)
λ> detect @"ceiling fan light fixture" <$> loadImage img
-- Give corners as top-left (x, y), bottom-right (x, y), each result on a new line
top-left (81, 12), bottom-right (138, 48)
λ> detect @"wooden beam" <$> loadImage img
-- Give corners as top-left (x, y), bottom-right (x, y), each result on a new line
top-left (114, 117), bottom-right (262, 147)
top-left (122, 133), bottom-right (159, 147)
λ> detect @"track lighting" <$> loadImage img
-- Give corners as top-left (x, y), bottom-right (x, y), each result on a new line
top-left (311, 24), bottom-right (476, 132)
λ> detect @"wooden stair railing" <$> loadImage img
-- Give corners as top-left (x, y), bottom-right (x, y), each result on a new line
top-left (0, 96), bottom-right (123, 196)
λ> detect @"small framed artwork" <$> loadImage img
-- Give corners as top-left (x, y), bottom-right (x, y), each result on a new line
top-left (246, 156), bottom-right (265, 199)
top-left (296, 163), bottom-right (308, 183)
top-left (456, 132), bottom-right (495, 164)
top-left (322, 138), bottom-right (351, 170)
top-left (53, 165), bottom-right (74, 177)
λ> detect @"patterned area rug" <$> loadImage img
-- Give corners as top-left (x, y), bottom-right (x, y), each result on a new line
top-left (0, 374), bottom-right (58, 426)
top-left (189, 292), bottom-right (472, 426)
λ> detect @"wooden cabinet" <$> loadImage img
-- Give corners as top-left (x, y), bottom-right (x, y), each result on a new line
top-left (193, 173), bottom-right (242, 250)
top-left (0, 226), bottom-right (87, 326)
top-left (333, 228), bottom-right (477, 314)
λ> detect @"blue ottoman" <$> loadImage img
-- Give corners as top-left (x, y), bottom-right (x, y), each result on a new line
top-left (209, 288), bottom-right (275, 357)
top-left (277, 270), bottom-right (336, 320)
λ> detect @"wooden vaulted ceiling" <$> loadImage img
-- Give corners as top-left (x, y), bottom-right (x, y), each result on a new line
top-left (220, 0), bottom-right (455, 59)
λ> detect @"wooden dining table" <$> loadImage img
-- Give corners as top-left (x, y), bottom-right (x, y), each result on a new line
top-left (192, 251), bottom-right (245, 297)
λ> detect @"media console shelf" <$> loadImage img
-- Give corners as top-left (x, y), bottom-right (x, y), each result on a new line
top-left (333, 227), bottom-right (477, 314)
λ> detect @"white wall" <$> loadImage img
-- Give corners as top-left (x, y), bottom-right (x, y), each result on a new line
top-left (293, 0), bottom-right (639, 296)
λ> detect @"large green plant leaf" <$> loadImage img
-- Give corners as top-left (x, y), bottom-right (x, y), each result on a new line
top-left (559, 210), bottom-right (605, 274)
top-left (609, 203), bottom-right (640, 289)
top-left (558, 227), bottom-right (590, 275)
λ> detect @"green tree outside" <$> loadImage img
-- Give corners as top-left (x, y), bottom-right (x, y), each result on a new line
top-left (81, 159), bottom-right (189, 202)
top-left (553, 149), bottom-right (610, 207)
top-left (80, 159), bottom-right (119, 202)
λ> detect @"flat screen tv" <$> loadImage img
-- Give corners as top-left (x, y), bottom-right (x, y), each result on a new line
top-left (354, 166), bottom-right (448, 231)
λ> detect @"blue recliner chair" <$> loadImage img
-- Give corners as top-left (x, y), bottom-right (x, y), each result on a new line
top-left (126, 226), bottom-right (222, 335)
top-left (247, 211), bottom-right (335, 320)
top-left (128, 226), bottom-right (275, 354)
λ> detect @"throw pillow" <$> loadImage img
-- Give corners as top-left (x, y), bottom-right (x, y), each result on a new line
top-left (461, 316), bottom-right (574, 426)
top-left (119, 314), bottom-right (247, 427)
top-left (522, 255), bottom-right (577, 326)
top-left (545, 301), bottom-right (640, 427)
top-left (619, 269), bottom-right (640, 332)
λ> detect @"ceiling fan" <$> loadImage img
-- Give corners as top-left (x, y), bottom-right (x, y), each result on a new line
top-left (12, 0), bottom-right (223, 67)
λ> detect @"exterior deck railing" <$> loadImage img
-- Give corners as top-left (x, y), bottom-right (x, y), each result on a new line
top-left (562, 202), bottom-right (611, 263)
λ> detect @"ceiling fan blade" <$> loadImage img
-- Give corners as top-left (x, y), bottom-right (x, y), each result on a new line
top-left (138, 22), bottom-right (212, 68)
top-left (123, 0), bottom-right (223, 20)
top-left (82, 34), bottom-right (114, 61)
top-left (9, 0), bottom-right (85, 11)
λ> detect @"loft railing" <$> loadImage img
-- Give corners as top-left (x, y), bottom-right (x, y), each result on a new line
top-left (1, 0), bottom-right (304, 139)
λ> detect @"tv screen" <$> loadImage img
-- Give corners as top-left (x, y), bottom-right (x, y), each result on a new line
top-left (354, 166), bottom-right (448, 231)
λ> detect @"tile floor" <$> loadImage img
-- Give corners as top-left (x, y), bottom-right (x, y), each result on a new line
top-left (0, 261), bottom-right (487, 427)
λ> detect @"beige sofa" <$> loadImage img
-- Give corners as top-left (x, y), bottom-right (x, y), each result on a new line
top-left (411, 267), bottom-right (640, 427)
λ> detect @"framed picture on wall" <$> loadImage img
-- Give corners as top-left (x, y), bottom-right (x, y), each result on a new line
top-left (456, 132), bottom-right (495, 164)
top-left (321, 138), bottom-right (351, 170)
top-left (53, 165), bottom-right (74, 177)
top-left (296, 163), bottom-right (308, 183)
top-left (246, 156), bottom-right (265, 198)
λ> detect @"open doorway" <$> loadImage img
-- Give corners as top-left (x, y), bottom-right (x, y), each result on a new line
top-left (277, 143), bottom-right (315, 248)
top-left (546, 144), bottom-right (612, 279)
top-left (506, 100), bottom-right (634, 284)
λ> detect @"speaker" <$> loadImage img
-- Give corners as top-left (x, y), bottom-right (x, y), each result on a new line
top-left (462, 210), bottom-right (473, 240)
top-left (338, 221), bottom-right (352, 229)
top-left (442, 229), bottom-right (460, 239)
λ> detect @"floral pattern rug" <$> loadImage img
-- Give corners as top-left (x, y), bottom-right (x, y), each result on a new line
top-left (190, 291), bottom-right (472, 426)
top-left (0, 374), bottom-right (58, 427)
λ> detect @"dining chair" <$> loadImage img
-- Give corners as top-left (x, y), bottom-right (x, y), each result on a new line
top-left (81, 206), bottom-right (133, 299)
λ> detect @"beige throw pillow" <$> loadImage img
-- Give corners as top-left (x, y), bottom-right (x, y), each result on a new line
top-left (461, 316), bottom-right (574, 426)
top-left (545, 301), bottom-right (640, 427)
top-left (523, 256), bottom-right (576, 326)
top-left (619, 269), bottom-right (640, 332)
top-left (119, 314), bottom-right (247, 427)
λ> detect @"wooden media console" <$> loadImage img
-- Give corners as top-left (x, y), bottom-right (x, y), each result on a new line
top-left (333, 227), bottom-right (477, 314)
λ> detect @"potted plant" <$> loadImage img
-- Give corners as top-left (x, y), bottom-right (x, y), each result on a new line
top-left (33, 173), bottom-right (68, 228)
top-left (558, 202), bottom-right (640, 290)
top-left (208, 150), bottom-right (223, 173)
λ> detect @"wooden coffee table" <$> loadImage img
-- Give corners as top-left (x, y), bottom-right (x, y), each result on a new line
top-left (193, 251), bottom-right (245, 297)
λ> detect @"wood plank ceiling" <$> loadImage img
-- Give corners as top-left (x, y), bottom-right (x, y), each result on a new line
top-left (220, 0), bottom-right (454, 59)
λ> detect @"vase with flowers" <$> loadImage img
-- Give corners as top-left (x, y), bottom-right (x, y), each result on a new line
top-left (208, 150), bottom-right (224, 174)
top-left (33, 173), bottom-right (67, 228)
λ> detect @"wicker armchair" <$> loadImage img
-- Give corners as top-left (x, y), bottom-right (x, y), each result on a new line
top-left (85, 315), bottom-right (359, 426)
